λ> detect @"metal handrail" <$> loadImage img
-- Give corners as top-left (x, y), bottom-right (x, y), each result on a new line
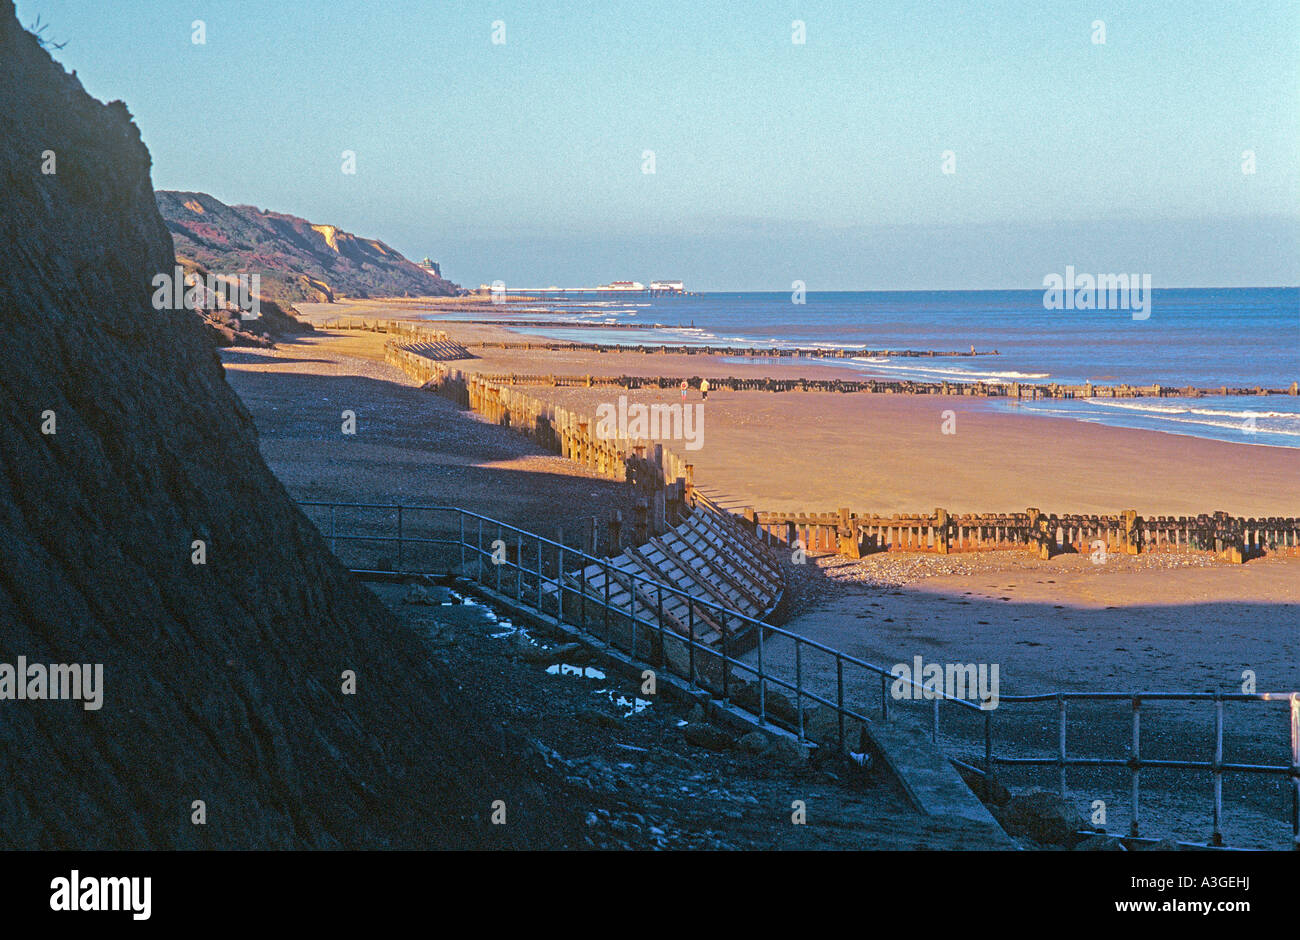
top-left (298, 499), bottom-right (1300, 849)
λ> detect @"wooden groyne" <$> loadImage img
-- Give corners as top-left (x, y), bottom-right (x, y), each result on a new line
top-left (321, 317), bottom-right (451, 343)
top-left (394, 360), bottom-right (1299, 401)
top-left (465, 340), bottom-right (998, 359)
top-left (385, 341), bottom-right (697, 536)
top-left (752, 507), bottom-right (1300, 563)
top-left (337, 318), bottom-right (1298, 399)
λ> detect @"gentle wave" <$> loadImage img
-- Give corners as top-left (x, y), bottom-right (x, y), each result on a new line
top-left (850, 357), bottom-right (1052, 381)
top-left (1087, 399), bottom-right (1300, 420)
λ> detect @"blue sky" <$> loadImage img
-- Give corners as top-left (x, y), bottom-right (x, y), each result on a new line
top-left (21, 0), bottom-right (1300, 289)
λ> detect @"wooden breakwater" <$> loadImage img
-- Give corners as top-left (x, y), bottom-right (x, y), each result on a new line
top-left (321, 317), bottom-right (450, 343)
top-left (385, 341), bottom-right (698, 540)
top-left (465, 340), bottom-right (997, 359)
top-left (333, 318), bottom-right (1297, 399)
top-left (394, 366), bottom-right (1300, 401)
top-left (750, 507), bottom-right (1300, 563)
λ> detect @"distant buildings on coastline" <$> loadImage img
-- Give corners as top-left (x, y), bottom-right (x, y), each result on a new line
top-left (417, 257), bottom-right (442, 277)
top-left (472, 278), bottom-right (687, 296)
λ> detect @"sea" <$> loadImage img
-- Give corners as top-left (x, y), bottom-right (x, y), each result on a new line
top-left (418, 288), bottom-right (1300, 449)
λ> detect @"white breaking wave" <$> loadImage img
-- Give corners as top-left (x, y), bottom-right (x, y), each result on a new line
top-left (849, 357), bottom-right (1052, 382)
top-left (1086, 398), bottom-right (1300, 421)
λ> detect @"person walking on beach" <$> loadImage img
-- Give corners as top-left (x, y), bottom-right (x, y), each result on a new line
top-left (680, 379), bottom-right (688, 400)
top-left (700, 378), bottom-right (710, 401)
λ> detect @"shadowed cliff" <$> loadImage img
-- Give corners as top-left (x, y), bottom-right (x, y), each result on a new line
top-left (0, 2), bottom-right (576, 849)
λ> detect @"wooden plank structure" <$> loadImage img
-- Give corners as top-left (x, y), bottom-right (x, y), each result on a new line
top-left (401, 339), bottom-right (474, 361)
top-left (445, 372), bottom-right (1298, 400)
top-left (385, 341), bottom-right (697, 506)
top-left (753, 508), bottom-right (1300, 563)
top-left (547, 493), bottom-right (784, 685)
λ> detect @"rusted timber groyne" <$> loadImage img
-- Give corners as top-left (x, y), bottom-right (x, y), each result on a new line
top-left (335, 318), bottom-right (1297, 398)
top-left (398, 363), bottom-right (1299, 400)
top-left (751, 507), bottom-right (1300, 563)
top-left (385, 341), bottom-right (698, 541)
top-left (464, 340), bottom-right (998, 359)
top-left (321, 317), bottom-right (452, 344)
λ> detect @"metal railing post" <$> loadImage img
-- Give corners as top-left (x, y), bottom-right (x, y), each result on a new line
top-left (688, 603), bottom-right (696, 689)
top-left (1057, 694), bottom-right (1067, 796)
top-left (1212, 697), bottom-right (1224, 847)
top-left (496, 524), bottom-right (503, 592)
top-left (629, 573), bottom-right (637, 656)
top-left (578, 562), bottom-right (587, 632)
top-left (602, 560), bottom-right (611, 642)
top-left (757, 618), bottom-right (766, 725)
top-left (329, 505), bottom-right (336, 554)
top-left (657, 582), bottom-right (665, 667)
top-left (795, 640), bottom-right (804, 740)
top-left (557, 546), bottom-right (565, 620)
top-left (396, 505), bottom-right (404, 571)
top-left (984, 710), bottom-right (993, 787)
top-left (458, 512), bottom-right (465, 572)
top-left (1291, 693), bottom-right (1299, 850)
top-left (1130, 696), bottom-right (1142, 838)
top-left (881, 671), bottom-right (889, 721)
top-left (721, 625), bottom-right (730, 705)
top-left (536, 536), bottom-right (543, 610)
top-left (516, 534), bottom-right (523, 600)
top-left (837, 656), bottom-right (845, 751)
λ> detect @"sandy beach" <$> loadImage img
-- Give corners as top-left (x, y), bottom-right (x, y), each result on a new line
top-left (221, 304), bottom-right (1299, 846)
top-left (297, 302), bottom-right (1300, 518)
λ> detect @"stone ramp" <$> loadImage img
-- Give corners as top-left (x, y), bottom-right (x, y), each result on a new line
top-left (862, 714), bottom-right (1017, 847)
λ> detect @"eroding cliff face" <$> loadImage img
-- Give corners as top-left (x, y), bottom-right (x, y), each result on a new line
top-left (156, 190), bottom-right (459, 304)
top-left (0, 2), bottom-right (573, 849)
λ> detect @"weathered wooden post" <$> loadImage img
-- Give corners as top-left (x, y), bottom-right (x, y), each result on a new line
top-left (837, 507), bottom-right (861, 558)
top-left (1028, 507), bottom-right (1051, 560)
top-left (936, 507), bottom-right (950, 554)
top-left (1123, 509), bottom-right (1140, 555)
top-left (651, 489), bottom-right (667, 536)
